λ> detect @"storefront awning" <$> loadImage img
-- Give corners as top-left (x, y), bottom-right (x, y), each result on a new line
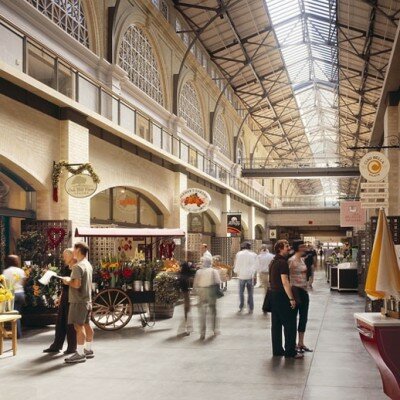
top-left (75, 227), bottom-right (185, 238)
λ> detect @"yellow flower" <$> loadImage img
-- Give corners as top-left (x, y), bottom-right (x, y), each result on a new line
top-left (0, 274), bottom-right (4, 282)
top-left (0, 294), bottom-right (5, 302)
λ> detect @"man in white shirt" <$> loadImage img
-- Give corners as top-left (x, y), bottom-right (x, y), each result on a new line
top-left (234, 242), bottom-right (257, 314)
top-left (201, 243), bottom-right (212, 259)
top-left (256, 245), bottom-right (274, 294)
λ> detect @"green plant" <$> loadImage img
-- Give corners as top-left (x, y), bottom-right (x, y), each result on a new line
top-left (143, 265), bottom-right (153, 282)
top-left (16, 231), bottom-right (48, 265)
top-left (23, 264), bottom-right (60, 308)
top-left (154, 272), bottom-right (180, 305)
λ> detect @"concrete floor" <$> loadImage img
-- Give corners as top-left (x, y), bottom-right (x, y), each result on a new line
top-left (0, 270), bottom-right (387, 400)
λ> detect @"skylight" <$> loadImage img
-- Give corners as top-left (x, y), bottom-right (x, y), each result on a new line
top-left (266, 0), bottom-right (339, 195)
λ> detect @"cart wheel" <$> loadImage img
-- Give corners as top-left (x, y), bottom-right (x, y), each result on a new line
top-left (91, 289), bottom-right (133, 331)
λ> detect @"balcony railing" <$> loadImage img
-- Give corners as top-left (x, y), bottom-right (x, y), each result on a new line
top-left (0, 16), bottom-right (274, 208)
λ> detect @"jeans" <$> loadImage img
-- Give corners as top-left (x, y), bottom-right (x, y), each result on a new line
top-left (239, 279), bottom-right (254, 311)
top-left (14, 292), bottom-right (25, 338)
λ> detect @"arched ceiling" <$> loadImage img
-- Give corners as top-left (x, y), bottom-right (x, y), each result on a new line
top-left (173, 0), bottom-right (400, 198)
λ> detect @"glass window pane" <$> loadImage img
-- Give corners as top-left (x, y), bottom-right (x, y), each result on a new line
top-left (113, 188), bottom-right (138, 224)
top-left (90, 189), bottom-right (110, 221)
top-left (27, 44), bottom-right (56, 88)
top-left (78, 75), bottom-right (98, 112)
top-left (58, 61), bottom-right (75, 98)
top-left (139, 197), bottom-right (158, 227)
top-left (0, 24), bottom-right (23, 71)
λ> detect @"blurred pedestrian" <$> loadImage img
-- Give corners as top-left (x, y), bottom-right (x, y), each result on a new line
top-left (193, 256), bottom-right (221, 340)
top-left (289, 241), bottom-right (313, 353)
top-left (43, 248), bottom-right (77, 354)
top-left (234, 242), bottom-right (257, 314)
top-left (269, 240), bottom-right (303, 359)
top-left (256, 245), bottom-right (274, 294)
top-left (177, 261), bottom-right (194, 336)
top-left (3, 255), bottom-right (25, 338)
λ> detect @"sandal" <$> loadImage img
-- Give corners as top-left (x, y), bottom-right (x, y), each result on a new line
top-left (298, 345), bottom-right (313, 352)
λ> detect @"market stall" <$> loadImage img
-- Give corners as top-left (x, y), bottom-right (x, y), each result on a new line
top-left (75, 227), bottom-right (185, 330)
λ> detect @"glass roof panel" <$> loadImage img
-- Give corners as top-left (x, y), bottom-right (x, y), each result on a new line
top-left (267, 0), bottom-right (339, 188)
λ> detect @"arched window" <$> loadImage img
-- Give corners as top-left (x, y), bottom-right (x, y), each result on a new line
top-left (25, 0), bottom-right (89, 47)
top-left (214, 114), bottom-right (230, 158)
top-left (237, 137), bottom-right (245, 163)
top-left (118, 25), bottom-right (164, 105)
top-left (179, 81), bottom-right (204, 138)
top-left (91, 187), bottom-right (163, 227)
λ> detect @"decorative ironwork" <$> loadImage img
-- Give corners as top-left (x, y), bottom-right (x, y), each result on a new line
top-left (26, 0), bottom-right (89, 47)
top-left (179, 81), bottom-right (204, 138)
top-left (118, 25), bottom-right (164, 106)
top-left (214, 114), bottom-right (230, 158)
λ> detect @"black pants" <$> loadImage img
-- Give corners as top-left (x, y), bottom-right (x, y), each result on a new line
top-left (49, 289), bottom-right (76, 351)
top-left (270, 291), bottom-right (297, 357)
top-left (296, 288), bottom-right (309, 333)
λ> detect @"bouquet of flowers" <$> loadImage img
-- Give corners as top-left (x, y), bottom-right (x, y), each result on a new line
top-left (0, 274), bottom-right (14, 304)
top-left (22, 264), bottom-right (60, 308)
top-left (154, 272), bottom-right (180, 305)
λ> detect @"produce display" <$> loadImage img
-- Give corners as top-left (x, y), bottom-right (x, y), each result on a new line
top-left (162, 258), bottom-right (181, 273)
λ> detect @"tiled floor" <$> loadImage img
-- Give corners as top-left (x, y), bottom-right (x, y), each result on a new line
top-left (0, 269), bottom-right (388, 400)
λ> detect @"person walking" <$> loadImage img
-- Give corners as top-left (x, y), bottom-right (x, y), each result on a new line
top-left (256, 245), bottom-right (274, 294)
top-left (289, 241), bottom-right (313, 353)
top-left (43, 248), bottom-right (77, 354)
top-left (304, 243), bottom-right (317, 288)
top-left (62, 242), bottom-right (94, 364)
top-left (201, 243), bottom-right (212, 259)
top-left (269, 240), bottom-right (303, 359)
top-left (177, 261), bottom-right (194, 336)
top-left (234, 242), bottom-right (257, 314)
top-left (3, 255), bottom-right (25, 338)
top-left (193, 256), bottom-right (221, 340)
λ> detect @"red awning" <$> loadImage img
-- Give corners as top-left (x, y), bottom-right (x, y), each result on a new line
top-left (75, 227), bottom-right (185, 238)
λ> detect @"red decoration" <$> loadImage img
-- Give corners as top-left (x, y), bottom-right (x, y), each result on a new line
top-left (47, 227), bottom-right (66, 248)
top-left (53, 187), bottom-right (58, 202)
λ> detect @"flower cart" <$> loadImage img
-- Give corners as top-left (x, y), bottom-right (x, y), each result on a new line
top-left (75, 227), bottom-right (185, 331)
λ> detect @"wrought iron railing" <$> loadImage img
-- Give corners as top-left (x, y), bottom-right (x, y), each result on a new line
top-left (0, 16), bottom-right (275, 208)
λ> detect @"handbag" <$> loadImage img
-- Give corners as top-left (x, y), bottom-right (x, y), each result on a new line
top-left (213, 284), bottom-right (224, 299)
top-left (262, 289), bottom-right (272, 313)
top-left (291, 286), bottom-right (302, 305)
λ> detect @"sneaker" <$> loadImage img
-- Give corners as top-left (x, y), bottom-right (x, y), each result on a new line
top-left (84, 349), bottom-right (95, 359)
top-left (64, 352), bottom-right (86, 364)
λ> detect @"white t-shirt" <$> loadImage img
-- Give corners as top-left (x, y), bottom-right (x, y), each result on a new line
top-left (257, 251), bottom-right (274, 273)
top-left (234, 249), bottom-right (258, 279)
top-left (3, 266), bottom-right (26, 293)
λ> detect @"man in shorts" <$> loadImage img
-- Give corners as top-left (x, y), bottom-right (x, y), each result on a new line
top-left (62, 242), bottom-right (94, 364)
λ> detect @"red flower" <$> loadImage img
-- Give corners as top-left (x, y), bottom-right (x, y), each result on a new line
top-left (122, 268), bottom-right (133, 279)
top-left (101, 271), bottom-right (111, 281)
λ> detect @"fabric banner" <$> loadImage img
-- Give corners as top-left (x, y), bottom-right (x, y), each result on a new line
top-left (227, 214), bottom-right (241, 236)
top-left (365, 209), bottom-right (400, 299)
top-left (340, 201), bottom-right (366, 227)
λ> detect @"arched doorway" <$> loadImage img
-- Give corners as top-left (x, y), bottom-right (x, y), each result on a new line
top-left (255, 224), bottom-right (265, 241)
top-left (187, 212), bottom-right (216, 261)
top-left (0, 165), bottom-right (36, 270)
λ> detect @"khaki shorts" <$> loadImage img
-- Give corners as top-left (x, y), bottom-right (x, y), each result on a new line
top-left (68, 302), bottom-right (92, 325)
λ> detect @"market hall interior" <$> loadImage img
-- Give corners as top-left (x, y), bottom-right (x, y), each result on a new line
top-left (1, 0), bottom-right (400, 399)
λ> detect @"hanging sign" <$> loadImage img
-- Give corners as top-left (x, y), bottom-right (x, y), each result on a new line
top-left (179, 188), bottom-right (211, 213)
top-left (359, 152), bottom-right (390, 182)
top-left (340, 201), bottom-right (366, 227)
top-left (269, 229), bottom-right (277, 239)
top-left (227, 214), bottom-right (242, 236)
top-left (65, 174), bottom-right (97, 198)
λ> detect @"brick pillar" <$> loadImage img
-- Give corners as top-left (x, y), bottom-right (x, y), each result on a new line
top-left (165, 167), bottom-right (188, 231)
top-left (383, 96), bottom-right (400, 216)
top-left (59, 119), bottom-right (91, 242)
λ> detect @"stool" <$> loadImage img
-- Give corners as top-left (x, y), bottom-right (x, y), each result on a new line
top-left (0, 313), bottom-right (22, 356)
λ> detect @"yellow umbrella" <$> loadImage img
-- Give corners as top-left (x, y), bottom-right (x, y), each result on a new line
top-left (365, 209), bottom-right (400, 299)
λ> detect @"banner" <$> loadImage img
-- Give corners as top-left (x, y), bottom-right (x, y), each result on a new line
top-left (227, 214), bottom-right (242, 236)
top-left (340, 201), bottom-right (366, 227)
top-left (180, 188), bottom-right (211, 213)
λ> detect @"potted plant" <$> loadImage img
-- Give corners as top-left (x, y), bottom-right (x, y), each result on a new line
top-left (132, 264), bottom-right (143, 291)
top-left (152, 272), bottom-right (180, 319)
top-left (143, 265), bottom-right (153, 291)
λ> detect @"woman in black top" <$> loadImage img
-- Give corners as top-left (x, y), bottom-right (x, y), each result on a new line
top-left (269, 240), bottom-right (303, 359)
top-left (43, 249), bottom-right (77, 354)
top-left (177, 261), bottom-right (194, 336)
